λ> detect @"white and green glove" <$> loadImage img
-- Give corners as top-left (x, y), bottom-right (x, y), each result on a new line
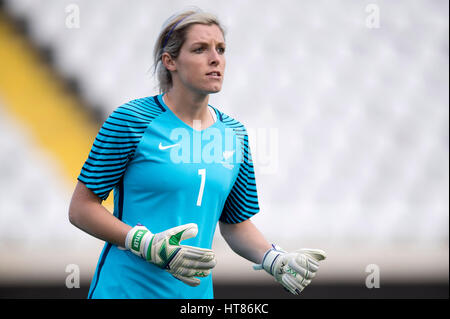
top-left (125, 223), bottom-right (216, 287)
top-left (253, 244), bottom-right (326, 295)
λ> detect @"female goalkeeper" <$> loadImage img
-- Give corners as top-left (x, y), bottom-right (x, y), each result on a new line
top-left (69, 8), bottom-right (326, 299)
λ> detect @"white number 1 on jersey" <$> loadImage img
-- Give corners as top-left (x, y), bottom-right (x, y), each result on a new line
top-left (196, 168), bottom-right (206, 206)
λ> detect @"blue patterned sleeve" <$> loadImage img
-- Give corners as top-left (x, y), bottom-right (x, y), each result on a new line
top-left (220, 124), bottom-right (260, 224)
top-left (77, 98), bottom-right (163, 200)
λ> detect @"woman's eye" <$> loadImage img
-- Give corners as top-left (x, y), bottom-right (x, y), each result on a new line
top-left (193, 46), bottom-right (225, 54)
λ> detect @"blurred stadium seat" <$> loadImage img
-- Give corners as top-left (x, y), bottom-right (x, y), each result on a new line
top-left (0, 0), bottom-right (448, 298)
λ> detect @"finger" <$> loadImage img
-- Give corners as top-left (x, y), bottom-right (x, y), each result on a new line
top-left (301, 279), bottom-right (311, 288)
top-left (192, 270), bottom-right (211, 277)
top-left (281, 273), bottom-right (304, 295)
top-left (283, 263), bottom-right (315, 290)
top-left (286, 264), bottom-right (315, 281)
top-left (179, 258), bottom-right (217, 270)
top-left (297, 248), bottom-right (327, 262)
top-left (181, 246), bottom-right (216, 261)
top-left (168, 250), bottom-right (216, 272)
top-left (175, 267), bottom-right (211, 278)
top-left (286, 251), bottom-right (319, 269)
top-left (288, 255), bottom-right (318, 279)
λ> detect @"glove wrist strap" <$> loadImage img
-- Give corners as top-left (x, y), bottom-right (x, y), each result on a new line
top-left (262, 244), bottom-right (284, 275)
top-left (254, 244), bottom-right (285, 275)
top-left (125, 225), bottom-right (153, 258)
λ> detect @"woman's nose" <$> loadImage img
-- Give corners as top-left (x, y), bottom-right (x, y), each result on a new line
top-left (209, 50), bottom-right (220, 66)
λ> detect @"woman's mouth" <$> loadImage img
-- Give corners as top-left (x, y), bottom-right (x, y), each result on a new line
top-left (206, 71), bottom-right (222, 79)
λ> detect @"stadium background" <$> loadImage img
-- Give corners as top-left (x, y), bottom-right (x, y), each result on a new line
top-left (0, 0), bottom-right (448, 299)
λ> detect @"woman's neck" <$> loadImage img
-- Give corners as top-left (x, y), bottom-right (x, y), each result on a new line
top-left (163, 88), bottom-right (214, 130)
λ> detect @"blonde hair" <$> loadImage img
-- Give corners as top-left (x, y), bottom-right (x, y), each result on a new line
top-left (153, 8), bottom-right (226, 93)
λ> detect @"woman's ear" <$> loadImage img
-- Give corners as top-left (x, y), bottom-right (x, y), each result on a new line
top-left (162, 52), bottom-right (176, 72)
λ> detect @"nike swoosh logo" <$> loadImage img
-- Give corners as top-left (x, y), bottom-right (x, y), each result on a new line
top-left (159, 142), bottom-right (180, 150)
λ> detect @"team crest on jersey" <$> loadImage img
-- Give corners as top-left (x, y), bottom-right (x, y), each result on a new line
top-left (220, 150), bottom-right (235, 169)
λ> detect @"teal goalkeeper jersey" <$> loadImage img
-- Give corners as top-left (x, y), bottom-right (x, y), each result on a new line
top-left (77, 93), bottom-right (259, 299)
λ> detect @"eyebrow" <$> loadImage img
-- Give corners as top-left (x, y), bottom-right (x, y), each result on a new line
top-left (190, 41), bottom-right (226, 46)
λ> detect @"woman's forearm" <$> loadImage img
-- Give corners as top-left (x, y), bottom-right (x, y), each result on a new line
top-left (69, 181), bottom-right (131, 247)
top-left (219, 219), bottom-right (272, 264)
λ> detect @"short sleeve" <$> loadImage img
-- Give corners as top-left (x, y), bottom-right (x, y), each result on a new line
top-left (220, 133), bottom-right (260, 223)
top-left (77, 99), bottom-right (162, 200)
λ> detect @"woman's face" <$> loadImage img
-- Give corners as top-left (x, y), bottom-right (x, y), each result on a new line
top-left (169, 23), bottom-right (226, 95)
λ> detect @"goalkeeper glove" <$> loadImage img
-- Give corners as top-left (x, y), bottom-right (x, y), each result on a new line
top-left (125, 223), bottom-right (216, 287)
top-left (253, 244), bottom-right (326, 295)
